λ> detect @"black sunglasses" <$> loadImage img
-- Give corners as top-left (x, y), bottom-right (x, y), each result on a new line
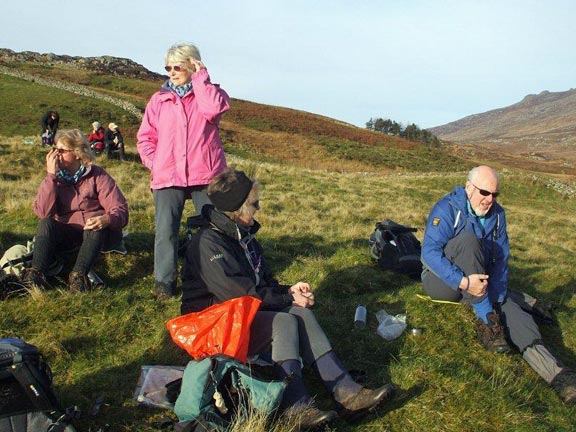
top-left (52, 146), bottom-right (74, 154)
top-left (471, 183), bottom-right (499, 198)
top-left (164, 65), bottom-right (185, 72)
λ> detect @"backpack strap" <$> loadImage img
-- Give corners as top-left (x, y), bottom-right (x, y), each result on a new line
top-left (10, 362), bottom-right (57, 411)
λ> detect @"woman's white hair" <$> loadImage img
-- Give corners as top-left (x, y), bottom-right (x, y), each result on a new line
top-left (165, 43), bottom-right (201, 65)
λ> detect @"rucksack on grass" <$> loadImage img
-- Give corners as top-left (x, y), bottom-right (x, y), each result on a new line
top-left (369, 219), bottom-right (423, 280)
top-left (0, 338), bottom-right (76, 432)
top-left (173, 355), bottom-right (286, 432)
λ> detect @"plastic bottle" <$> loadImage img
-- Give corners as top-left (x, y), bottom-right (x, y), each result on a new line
top-left (87, 269), bottom-right (104, 288)
top-left (354, 305), bottom-right (367, 329)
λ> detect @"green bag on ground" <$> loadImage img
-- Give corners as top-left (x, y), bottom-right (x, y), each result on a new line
top-left (174, 355), bottom-right (286, 430)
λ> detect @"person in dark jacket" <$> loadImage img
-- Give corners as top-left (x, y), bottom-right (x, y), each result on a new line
top-left (104, 122), bottom-right (125, 160)
top-left (421, 165), bottom-right (576, 404)
top-left (40, 110), bottom-right (59, 145)
top-left (181, 168), bottom-right (395, 431)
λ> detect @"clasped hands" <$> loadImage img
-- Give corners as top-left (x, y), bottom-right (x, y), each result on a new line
top-left (84, 215), bottom-right (110, 231)
top-left (461, 273), bottom-right (489, 297)
top-left (290, 281), bottom-right (315, 308)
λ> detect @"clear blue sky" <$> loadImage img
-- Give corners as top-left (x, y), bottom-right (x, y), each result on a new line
top-left (1, 0), bottom-right (575, 128)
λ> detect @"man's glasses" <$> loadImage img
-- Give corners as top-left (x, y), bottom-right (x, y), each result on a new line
top-left (471, 183), bottom-right (499, 198)
top-left (250, 200), bottom-right (260, 210)
top-left (53, 147), bottom-right (74, 154)
top-left (164, 65), bottom-right (185, 72)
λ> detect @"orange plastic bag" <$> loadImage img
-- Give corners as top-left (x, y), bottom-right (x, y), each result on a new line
top-left (166, 296), bottom-right (262, 363)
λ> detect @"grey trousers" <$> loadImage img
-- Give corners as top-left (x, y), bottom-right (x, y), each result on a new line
top-left (152, 187), bottom-right (211, 288)
top-left (248, 306), bottom-right (333, 365)
top-left (422, 231), bottom-right (564, 383)
top-left (422, 231), bottom-right (486, 305)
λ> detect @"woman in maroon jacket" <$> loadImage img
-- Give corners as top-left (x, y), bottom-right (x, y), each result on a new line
top-left (22, 129), bottom-right (129, 292)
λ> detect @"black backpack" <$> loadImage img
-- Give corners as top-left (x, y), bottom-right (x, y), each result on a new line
top-left (369, 219), bottom-right (422, 280)
top-left (0, 338), bottom-right (76, 432)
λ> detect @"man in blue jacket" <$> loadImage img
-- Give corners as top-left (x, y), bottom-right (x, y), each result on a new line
top-left (421, 165), bottom-right (576, 404)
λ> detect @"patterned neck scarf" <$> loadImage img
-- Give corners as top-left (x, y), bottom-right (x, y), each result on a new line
top-left (167, 80), bottom-right (193, 97)
top-left (57, 164), bottom-right (86, 184)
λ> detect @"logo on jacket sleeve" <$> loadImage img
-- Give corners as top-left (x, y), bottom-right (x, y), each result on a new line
top-left (209, 253), bottom-right (224, 262)
top-left (432, 217), bottom-right (441, 226)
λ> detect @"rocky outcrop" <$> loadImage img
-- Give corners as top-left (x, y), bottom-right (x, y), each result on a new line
top-left (0, 48), bottom-right (163, 80)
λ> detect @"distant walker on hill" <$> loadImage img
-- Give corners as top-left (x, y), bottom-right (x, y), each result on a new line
top-left (40, 109), bottom-right (59, 146)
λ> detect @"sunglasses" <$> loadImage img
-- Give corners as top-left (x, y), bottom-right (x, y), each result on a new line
top-left (53, 147), bottom-right (74, 154)
top-left (251, 200), bottom-right (260, 210)
top-left (164, 65), bottom-right (185, 72)
top-left (471, 183), bottom-right (499, 198)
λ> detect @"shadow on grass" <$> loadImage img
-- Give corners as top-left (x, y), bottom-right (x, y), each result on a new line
top-left (57, 330), bottom-right (187, 432)
top-left (0, 231), bottom-right (34, 253)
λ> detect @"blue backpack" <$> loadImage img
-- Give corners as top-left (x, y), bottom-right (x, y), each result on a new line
top-left (174, 355), bottom-right (286, 431)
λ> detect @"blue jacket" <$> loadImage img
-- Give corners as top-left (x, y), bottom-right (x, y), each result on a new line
top-left (421, 186), bottom-right (509, 303)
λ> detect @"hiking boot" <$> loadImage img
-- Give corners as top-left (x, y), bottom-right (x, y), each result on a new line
top-left (20, 268), bottom-right (52, 290)
top-left (334, 383), bottom-right (396, 421)
top-left (551, 369), bottom-right (576, 405)
top-left (283, 405), bottom-right (338, 431)
top-left (68, 271), bottom-right (92, 292)
top-left (475, 312), bottom-right (511, 354)
top-left (155, 281), bottom-right (177, 300)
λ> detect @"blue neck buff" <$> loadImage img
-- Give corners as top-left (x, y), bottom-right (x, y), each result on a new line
top-left (57, 164), bottom-right (86, 184)
top-left (168, 80), bottom-right (193, 97)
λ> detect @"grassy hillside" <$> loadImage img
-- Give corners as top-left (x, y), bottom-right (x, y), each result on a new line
top-left (0, 60), bottom-right (468, 173)
top-left (1, 61), bottom-right (576, 431)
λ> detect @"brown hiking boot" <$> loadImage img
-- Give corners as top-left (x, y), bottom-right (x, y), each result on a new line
top-left (475, 312), bottom-right (511, 353)
top-left (20, 268), bottom-right (52, 290)
top-left (68, 271), bottom-right (92, 292)
top-left (282, 404), bottom-right (338, 431)
top-left (334, 383), bottom-right (396, 421)
top-left (551, 369), bottom-right (576, 405)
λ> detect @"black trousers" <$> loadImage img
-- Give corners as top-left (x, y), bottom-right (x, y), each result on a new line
top-left (32, 218), bottom-right (106, 274)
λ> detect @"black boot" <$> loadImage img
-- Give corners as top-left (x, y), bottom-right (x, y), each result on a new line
top-left (475, 311), bottom-right (511, 354)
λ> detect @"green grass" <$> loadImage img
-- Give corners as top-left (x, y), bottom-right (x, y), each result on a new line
top-left (1, 62), bottom-right (576, 431)
top-left (0, 73), bottom-right (143, 143)
top-left (1, 140), bottom-right (575, 431)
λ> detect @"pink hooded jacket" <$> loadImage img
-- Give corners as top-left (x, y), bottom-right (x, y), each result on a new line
top-left (34, 165), bottom-right (129, 232)
top-left (137, 68), bottom-right (230, 190)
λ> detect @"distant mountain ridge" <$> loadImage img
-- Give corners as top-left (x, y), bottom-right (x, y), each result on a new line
top-left (429, 89), bottom-right (576, 166)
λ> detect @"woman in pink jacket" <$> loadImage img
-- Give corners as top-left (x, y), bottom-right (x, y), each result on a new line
top-left (137, 42), bottom-right (230, 299)
top-left (22, 129), bottom-right (129, 292)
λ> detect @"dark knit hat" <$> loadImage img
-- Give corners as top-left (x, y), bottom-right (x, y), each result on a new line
top-left (208, 170), bottom-right (253, 212)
